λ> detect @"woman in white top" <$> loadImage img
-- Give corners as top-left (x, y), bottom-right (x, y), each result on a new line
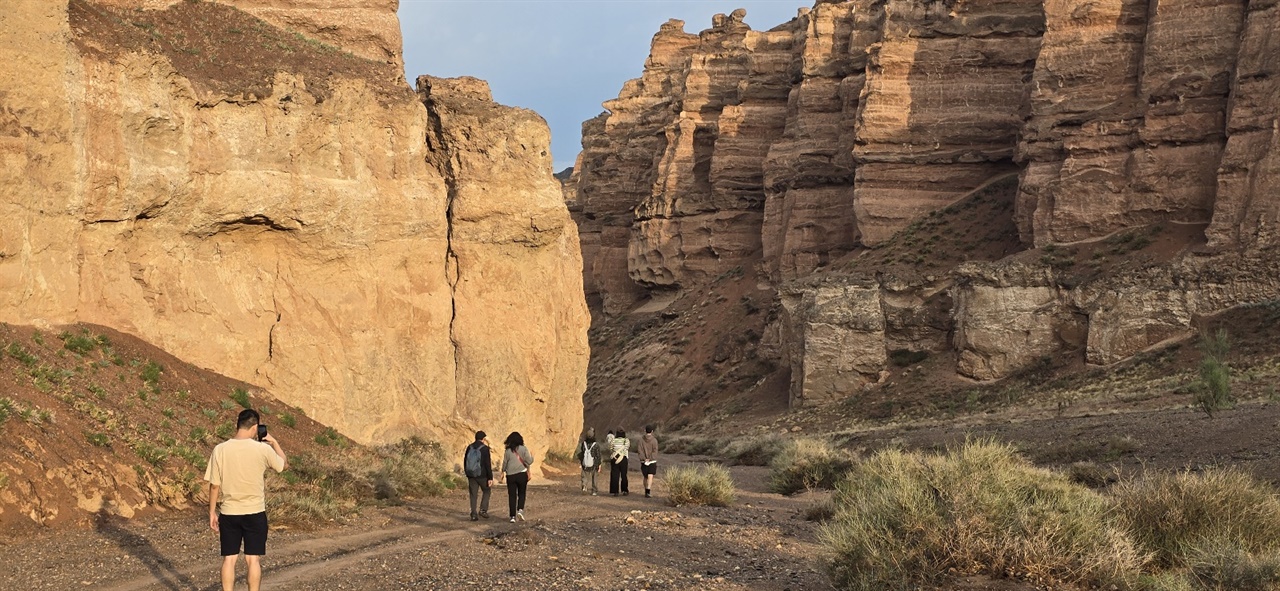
top-left (608, 429), bottom-right (630, 496)
top-left (498, 431), bottom-right (534, 523)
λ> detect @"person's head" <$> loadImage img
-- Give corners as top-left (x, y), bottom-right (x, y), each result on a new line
top-left (645, 425), bottom-right (654, 434)
top-left (475, 430), bottom-right (486, 442)
top-left (607, 429), bottom-right (614, 437)
top-left (236, 409), bottom-right (260, 432)
top-left (616, 429), bottom-right (626, 439)
top-left (585, 427), bottom-right (595, 440)
top-left (504, 431), bottom-right (524, 450)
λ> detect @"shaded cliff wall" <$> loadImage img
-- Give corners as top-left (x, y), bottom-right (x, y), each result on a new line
top-left (0, 1), bottom-right (588, 459)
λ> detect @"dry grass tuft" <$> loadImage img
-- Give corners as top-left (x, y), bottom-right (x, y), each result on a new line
top-left (821, 439), bottom-right (1143, 590)
top-left (666, 463), bottom-right (736, 507)
top-left (768, 438), bottom-right (853, 495)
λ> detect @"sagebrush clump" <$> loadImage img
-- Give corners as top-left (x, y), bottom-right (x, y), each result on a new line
top-left (666, 464), bottom-right (735, 507)
top-left (821, 440), bottom-right (1142, 590)
top-left (768, 438), bottom-right (853, 495)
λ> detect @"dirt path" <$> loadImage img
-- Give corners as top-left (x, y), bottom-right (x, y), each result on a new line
top-left (10, 458), bottom-right (831, 591)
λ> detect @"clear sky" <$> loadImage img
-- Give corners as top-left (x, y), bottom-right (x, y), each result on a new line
top-left (399, 1), bottom-right (805, 173)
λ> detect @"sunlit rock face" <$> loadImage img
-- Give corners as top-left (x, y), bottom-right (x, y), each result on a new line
top-left (0, 1), bottom-right (588, 461)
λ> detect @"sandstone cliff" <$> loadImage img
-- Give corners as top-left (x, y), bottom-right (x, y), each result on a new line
top-left (0, 0), bottom-right (588, 462)
top-left (570, 1), bottom-right (1280, 418)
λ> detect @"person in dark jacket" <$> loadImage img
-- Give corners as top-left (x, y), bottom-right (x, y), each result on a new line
top-left (462, 431), bottom-right (493, 521)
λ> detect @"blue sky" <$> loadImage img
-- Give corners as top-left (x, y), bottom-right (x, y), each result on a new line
top-left (399, 1), bottom-right (804, 172)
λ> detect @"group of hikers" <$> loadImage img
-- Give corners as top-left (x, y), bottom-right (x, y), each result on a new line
top-left (203, 409), bottom-right (661, 591)
top-left (461, 425), bottom-right (661, 523)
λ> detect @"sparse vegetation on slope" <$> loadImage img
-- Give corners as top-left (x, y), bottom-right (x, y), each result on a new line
top-left (0, 322), bottom-right (455, 529)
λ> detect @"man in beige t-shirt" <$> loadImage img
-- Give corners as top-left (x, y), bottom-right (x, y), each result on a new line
top-left (205, 408), bottom-right (286, 591)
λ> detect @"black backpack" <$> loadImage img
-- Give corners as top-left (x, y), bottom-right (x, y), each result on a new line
top-left (464, 444), bottom-right (484, 478)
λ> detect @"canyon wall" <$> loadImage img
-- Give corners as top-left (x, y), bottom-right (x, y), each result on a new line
top-left (570, 0), bottom-right (1280, 408)
top-left (0, 0), bottom-right (588, 459)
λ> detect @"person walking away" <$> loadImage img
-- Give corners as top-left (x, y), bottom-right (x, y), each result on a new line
top-left (575, 428), bottom-right (602, 495)
top-left (463, 431), bottom-right (493, 520)
top-left (205, 409), bottom-right (287, 591)
top-left (604, 429), bottom-right (615, 450)
top-left (609, 429), bottom-right (630, 496)
top-left (498, 431), bottom-right (534, 523)
top-left (638, 425), bottom-right (659, 498)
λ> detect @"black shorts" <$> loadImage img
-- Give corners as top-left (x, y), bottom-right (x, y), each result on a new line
top-left (641, 462), bottom-right (658, 476)
top-left (219, 512), bottom-right (268, 556)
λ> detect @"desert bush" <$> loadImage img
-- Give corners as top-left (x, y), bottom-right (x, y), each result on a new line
top-left (820, 440), bottom-right (1142, 591)
top-left (369, 437), bottom-right (460, 500)
top-left (803, 495), bottom-right (836, 522)
top-left (664, 436), bottom-right (717, 457)
top-left (279, 412), bottom-right (297, 428)
top-left (666, 464), bottom-right (735, 507)
top-left (268, 438), bottom-right (457, 526)
top-left (1112, 468), bottom-right (1280, 570)
top-left (768, 438), bottom-right (853, 495)
top-left (724, 434), bottom-right (786, 466)
top-left (1068, 462), bottom-right (1117, 489)
top-left (1186, 542), bottom-right (1280, 591)
top-left (229, 387), bottom-right (251, 409)
top-left (1195, 330), bottom-right (1233, 416)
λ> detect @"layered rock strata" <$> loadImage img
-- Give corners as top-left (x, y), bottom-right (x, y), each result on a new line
top-left (0, 1), bottom-right (587, 459)
top-left (572, 0), bottom-right (1280, 408)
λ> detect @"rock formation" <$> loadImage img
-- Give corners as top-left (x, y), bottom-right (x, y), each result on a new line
top-left (569, 1), bottom-right (1280, 412)
top-left (0, 0), bottom-right (589, 460)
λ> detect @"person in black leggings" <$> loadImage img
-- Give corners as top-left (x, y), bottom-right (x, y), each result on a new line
top-left (497, 431), bottom-right (534, 523)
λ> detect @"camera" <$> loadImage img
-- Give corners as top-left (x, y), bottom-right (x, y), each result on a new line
top-left (257, 424), bottom-right (269, 442)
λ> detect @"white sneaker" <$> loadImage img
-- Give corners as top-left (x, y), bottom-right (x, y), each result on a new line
top-left (510, 516), bottom-right (516, 523)
top-left (517, 510), bottom-right (525, 521)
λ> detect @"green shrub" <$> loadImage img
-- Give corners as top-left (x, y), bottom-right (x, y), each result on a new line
top-left (1112, 468), bottom-right (1280, 569)
top-left (724, 435), bottom-right (786, 466)
top-left (140, 360), bottom-right (163, 387)
top-left (821, 440), bottom-right (1142, 591)
top-left (1195, 330), bottom-right (1233, 416)
top-left (85, 432), bottom-right (110, 447)
top-left (61, 332), bottom-right (99, 355)
top-left (215, 422), bottom-right (234, 439)
top-left (315, 427), bottom-right (345, 447)
top-left (189, 426), bottom-right (208, 443)
top-left (0, 397), bottom-right (13, 426)
top-left (229, 387), bottom-right (251, 409)
top-left (6, 343), bottom-right (38, 367)
top-left (133, 442), bottom-right (168, 467)
top-left (666, 464), bottom-right (735, 507)
top-left (768, 438), bottom-right (853, 494)
top-left (280, 412), bottom-right (297, 428)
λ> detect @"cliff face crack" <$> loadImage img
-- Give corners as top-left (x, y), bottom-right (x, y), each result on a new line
top-left (215, 214), bottom-right (297, 232)
top-left (422, 89), bottom-right (463, 395)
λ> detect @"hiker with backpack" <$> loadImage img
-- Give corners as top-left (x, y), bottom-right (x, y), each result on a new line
top-left (608, 429), bottom-right (630, 496)
top-left (462, 431), bottom-right (493, 521)
top-left (575, 428), bottom-right (602, 495)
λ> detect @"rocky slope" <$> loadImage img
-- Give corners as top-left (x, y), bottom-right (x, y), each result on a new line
top-left (568, 1), bottom-right (1280, 425)
top-left (0, 0), bottom-right (588, 461)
